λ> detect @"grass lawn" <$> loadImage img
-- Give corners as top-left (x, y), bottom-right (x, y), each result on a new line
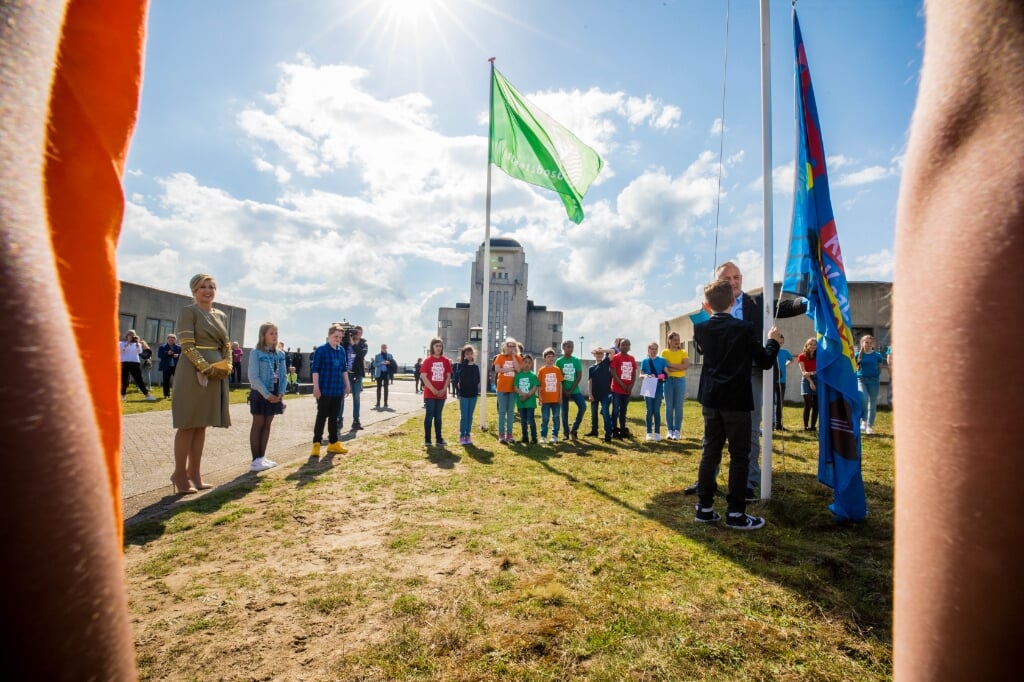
top-left (124, 401), bottom-right (893, 680)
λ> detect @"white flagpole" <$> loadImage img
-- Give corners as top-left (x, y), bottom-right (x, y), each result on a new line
top-left (759, 0), bottom-right (774, 500)
top-left (478, 59), bottom-right (496, 431)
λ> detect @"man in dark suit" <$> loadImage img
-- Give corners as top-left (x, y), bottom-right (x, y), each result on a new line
top-left (693, 280), bottom-right (783, 530)
top-left (157, 334), bottom-right (181, 399)
top-left (686, 260), bottom-right (807, 499)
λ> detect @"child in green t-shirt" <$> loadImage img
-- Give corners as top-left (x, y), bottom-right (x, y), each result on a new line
top-left (514, 354), bottom-right (540, 444)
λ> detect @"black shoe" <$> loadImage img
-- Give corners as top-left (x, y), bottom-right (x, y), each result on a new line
top-left (684, 482), bottom-right (699, 496)
top-left (531, 437), bottom-right (538, 444)
top-left (726, 513), bottom-right (766, 531)
top-left (620, 428), bottom-right (632, 438)
top-left (384, 403), bottom-right (389, 408)
top-left (694, 505), bottom-right (721, 523)
top-left (585, 431), bottom-right (599, 437)
top-left (745, 488), bottom-right (757, 503)
top-left (351, 421), bottom-right (363, 430)
top-left (519, 438), bottom-right (529, 444)
top-left (437, 439), bottom-right (448, 446)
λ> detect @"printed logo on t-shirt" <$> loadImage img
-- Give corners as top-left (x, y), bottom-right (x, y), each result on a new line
top-left (517, 376), bottom-right (532, 393)
top-left (620, 362), bottom-right (633, 381)
top-left (431, 363), bottom-right (445, 383)
top-left (561, 364), bottom-right (575, 382)
top-left (544, 373), bottom-right (559, 392)
top-left (502, 360), bottom-right (515, 375)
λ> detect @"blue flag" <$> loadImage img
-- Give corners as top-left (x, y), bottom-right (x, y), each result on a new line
top-left (783, 12), bottom-right (866, 521)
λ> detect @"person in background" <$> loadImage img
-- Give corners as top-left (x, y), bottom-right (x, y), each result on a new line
top-left (414, 357), bottom-right (423, 393)
top-left (514, 354), bottom-right (540, 444)
top-left (292, 346), bottom-right (303, 381)
top-left (310, 324), bottom-right (350, 457)
top-left (347, 326), bottom-right (368, 430)
top-left (773, 334), bottom-right (793, 430)
top-left (556, 339), bottom-right (586, 440)
top-left (171, 274), bottom-right (233, 493)
top-left (373, 343), bottom-right (394, 408)
top-left (537, 348), bottom-right (564, 444)
top-left (119, 329), bottom-right (157, 401)
top-left (286, 365), bottom-right (299, 394)
top-left (247, 322), bottom-right (286, 472)
top-left (157, 333), bottom-right (181, 399)
top-left (455, 345), bottom-right (480, 445)
top-left (420, 337), bottom-right (452, 447)
top-left (610, 338), bottom-right (638, 438)
top-left (230, 341), bottom-right (243, 387)
top-left (493, 338), bottom-right (524, 444)
top-left (587, 347), bottom-right (614, 441)
top-left (855, 334), bottom-right (886, 434)
top-left (661, 331), bottom-right (690, 440)
top-left (797, 338), bottom-right (818, 431)
top-left (640, 341), bottom-right (668, 441)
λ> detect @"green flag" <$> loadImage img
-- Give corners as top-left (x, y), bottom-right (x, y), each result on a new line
top-left (490, 68), bottom-right (603, 224)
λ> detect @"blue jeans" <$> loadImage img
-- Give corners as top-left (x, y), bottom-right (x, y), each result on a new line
top-left (560, 392), bottom-right (586, 435)
top-left (664, 376), bottom-right (686, 432)
top-left (497, 391), bottom-right (516, 435)
top-left (459, 396), bottom-right (478, 437)
top-left (518, 407), bottom-right (537, 441)
top-left (541, 403), bottom-right (561, 437)
top-left (350, 375), bottom-right (362, 422)
top-left (645, 395), bottom-right (664, 433)
top-left (424, 399), bottom-right (444, 442)
top-left (859, 377), bottom-right (880, 426)
top-left (611, 393), bottom-right (630, 433)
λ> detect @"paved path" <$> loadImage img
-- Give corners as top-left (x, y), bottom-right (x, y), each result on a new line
top-left (122, 380), bottom-right (425, 523)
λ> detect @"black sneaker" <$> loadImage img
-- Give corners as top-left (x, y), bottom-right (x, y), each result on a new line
top-left (683, 481), bottom-right (699, 496)
top-left (437, 439), bottom-right (448, 446)
top-left (585, 431), bottom-right (599, 437)
top-left (726, 513), bottom-right (766, 531)
top-left (694, 505), bottom-right (721, 523)
top-left (745, 488), bottom-right (757, 502)
top-left (351, 421), bottom-right (363, 430)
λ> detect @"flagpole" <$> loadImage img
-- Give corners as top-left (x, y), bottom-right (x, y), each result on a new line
top-left (759, 0), bottom-right (774, 500)
top-left (478, 58), bottom-right (496, 432)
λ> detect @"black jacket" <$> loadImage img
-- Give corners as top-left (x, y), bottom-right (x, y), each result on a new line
top-left (695, 313), bottom-right (780, 411)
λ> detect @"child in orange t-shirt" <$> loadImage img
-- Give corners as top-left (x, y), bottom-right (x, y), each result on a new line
top-left (537, 349), bottom-right (564, 444)
top-left (493, 337), bottom-right (523, 444)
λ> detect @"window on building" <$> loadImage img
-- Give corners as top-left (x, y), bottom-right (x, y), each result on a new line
top-left (688, 340), bottom-right (702, 365)
top-left (145, 318), bottom-right (176, 345)
top-left (119, 313), bottom-right (135, 337)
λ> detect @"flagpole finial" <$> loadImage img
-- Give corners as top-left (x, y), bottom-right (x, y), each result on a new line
top-left (488, 57), bottom-right (495, 64)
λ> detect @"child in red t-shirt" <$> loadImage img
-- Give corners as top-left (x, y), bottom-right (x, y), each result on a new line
top-left (420, 337), bottom-right (452, 447)
top-left (610, 339), bottom-right (638, 438)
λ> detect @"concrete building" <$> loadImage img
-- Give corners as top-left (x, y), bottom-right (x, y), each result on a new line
top-left (659, 281), bottom-right (892, 403)
top-left (437, 238), bottom-right (563, 361)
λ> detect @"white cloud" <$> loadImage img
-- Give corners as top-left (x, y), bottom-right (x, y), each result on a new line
top-left (710, 118), bottom-right (726, 135)
top-left (836, 165), bottom-right (890, 186)
top-left (847, 249), bottom-right (894, 280)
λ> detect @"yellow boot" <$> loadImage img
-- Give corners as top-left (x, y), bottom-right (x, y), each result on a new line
top-left (310, 442), bottom-right (321, 457)
top-left (327, 441), bottom-right (348, 454)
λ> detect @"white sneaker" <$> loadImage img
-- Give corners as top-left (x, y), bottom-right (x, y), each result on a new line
top-left (653, 433), bottom-right (661, 441)
top-left (548, 436), bottom-right (556, 444)
top-left (645, 433), bottom-right (654, 441)
top-left (860, 420), bottom-right (866, 431)
top-left (673, 430), bottom-right (681, 439)
top-left (144, 394), bottom-right (157, 402)
top-left (250, 457), bottom-right (275, 472)
top-left (262, 457), bottom-right (278, 468)
top-left (865, 425), bottom-right (873, 435)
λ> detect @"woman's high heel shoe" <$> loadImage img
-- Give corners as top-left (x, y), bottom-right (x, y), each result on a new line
top-left (170, 476), bottom-right (197, 494)
top-left (189, 477), bottom-right (213, 490)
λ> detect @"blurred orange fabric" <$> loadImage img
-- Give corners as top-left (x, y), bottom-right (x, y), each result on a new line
top-left (45, 1), bottom-right (149, 543)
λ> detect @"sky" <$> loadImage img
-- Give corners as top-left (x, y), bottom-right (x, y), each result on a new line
top-left (119, 0), bottom-right (924, 361)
